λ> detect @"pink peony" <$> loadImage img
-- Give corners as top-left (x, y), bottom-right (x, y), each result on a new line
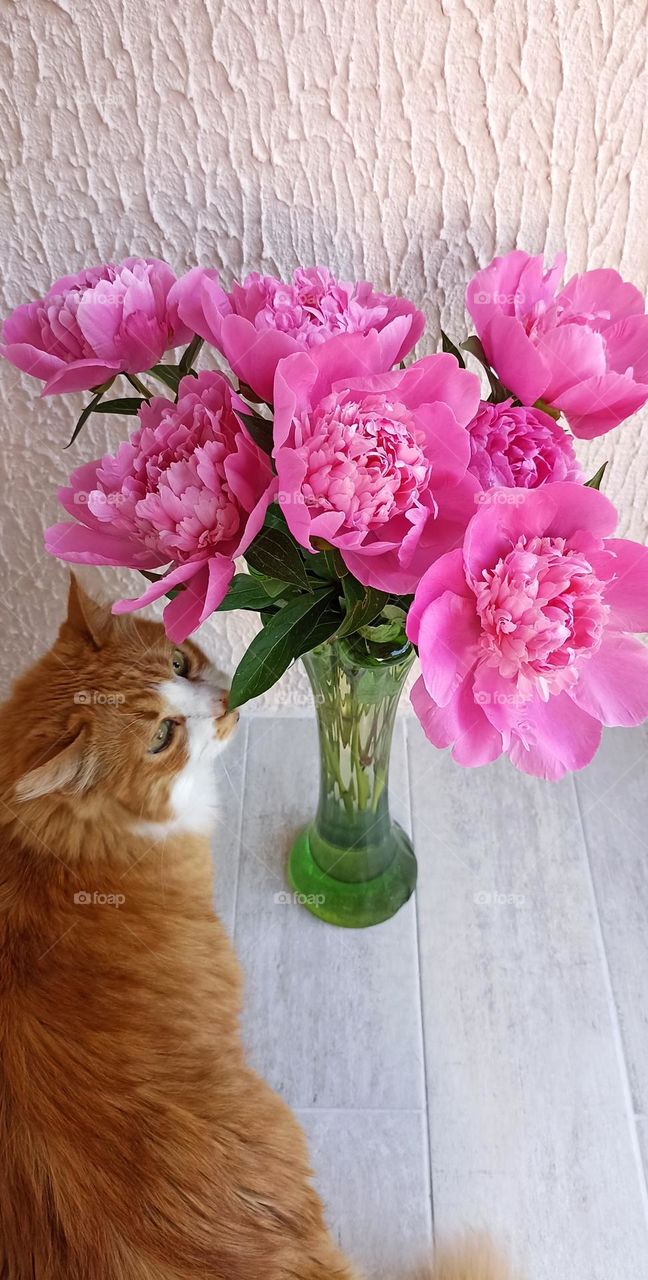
top-left (466, 250), bottom-right (648, 439)
top-left (407, 482), bottom-right (648, 779)
top-left (272, 331), bottom-right (481, 595)
top-left (45, 372), bottom-right (276, 642)
top-left (466, 398), bottom-right (583, 490)
top-left (169, 265), bottom-right (425, 403)
top-left (1, 258), bottom-right (191, 396)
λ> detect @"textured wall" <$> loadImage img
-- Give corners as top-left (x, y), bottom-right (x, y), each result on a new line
top-left (1, 0), bottom-right (648, 705)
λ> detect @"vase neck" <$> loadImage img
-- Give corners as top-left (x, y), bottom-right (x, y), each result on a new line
top-left (303, 639), bottom-right (414, 883)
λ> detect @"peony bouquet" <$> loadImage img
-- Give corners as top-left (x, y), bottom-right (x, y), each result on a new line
top-left (4, 252), bottom-right (648, 791)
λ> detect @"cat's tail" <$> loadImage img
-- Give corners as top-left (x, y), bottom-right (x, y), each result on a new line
top-left (422, 1234), bottom-right (513, 1280)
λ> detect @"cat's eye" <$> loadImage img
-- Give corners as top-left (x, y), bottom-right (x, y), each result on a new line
top-left (172, 648), bottom-right (190, 678)
top-left (149, 719), bottom-right (174, 754)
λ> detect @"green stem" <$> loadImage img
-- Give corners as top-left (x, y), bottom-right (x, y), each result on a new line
top-left (126, 373), bottom-right (152, 398)
top-left (179, 334), bottom-right (204, 374)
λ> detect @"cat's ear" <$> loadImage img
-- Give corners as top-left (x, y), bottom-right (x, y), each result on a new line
top-left (65, 573), bottom-right (112, 650)
top-left (15, 728), bottom-right (96, 802)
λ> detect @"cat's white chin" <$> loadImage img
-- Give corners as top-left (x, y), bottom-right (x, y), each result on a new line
top-left (134, 671), bottom-right (239, 840)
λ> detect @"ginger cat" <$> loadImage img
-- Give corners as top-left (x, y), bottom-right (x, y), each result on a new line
top-left (0, 577), bottom-right (510, 1280)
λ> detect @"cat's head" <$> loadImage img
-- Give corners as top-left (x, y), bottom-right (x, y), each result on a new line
top-left (8, 575), bottom-right (239, 835)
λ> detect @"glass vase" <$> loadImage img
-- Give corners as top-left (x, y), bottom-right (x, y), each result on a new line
top-left (288, 634), bottom-right (417, 928)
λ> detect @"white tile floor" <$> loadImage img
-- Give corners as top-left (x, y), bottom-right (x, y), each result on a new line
top-left (211, 714), bottom-right (648, 1280)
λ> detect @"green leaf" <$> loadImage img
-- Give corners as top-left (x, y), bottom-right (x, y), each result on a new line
top-left (215, 573), bottom-right (289, 612)
top-left (261, 503), bottom-right (286, 532)
top-left (308, 547), bottom-right (347, 581)
top-left (585, 461), bottom-right (608, 490)
top-left (461, 334), bottom-right (487, 363)
top-left (148, 364), bottom-right (185, 393)
top-left (533, 397), bottom-right (561, 421)
top-left (93, 397), bottom-right (144, 415)
top-left (329, 579), bottom-right (388, 641)
top-left (244, 525), bottom-right (312, 590)
top-left (64, 378), bottom-right (116, 447)
top-left (440, 329), bottom-right (465, 368)
top-left (178, 334), bottom-right (204, 376)
top-left (236, 410), bottom-right (274, 456)
top-left (461, 335), bottom-right (510, 403)
top-left (358, 620), bottom-right (406, 644)
top-left (382, 604), bottom-right (407, 622)
top-left (228, 589), bottom-right (341, 709)
top-left (138, 569), bottom-right (180, 601)
top-left (238, 379), bottom-right (267, 404)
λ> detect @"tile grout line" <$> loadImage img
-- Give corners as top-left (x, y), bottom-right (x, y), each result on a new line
top-left (295, 1106), bottom-right (427, 1115)
top-left (572, 773), bottom-right (648, 1230)
top-left (230, 718), bottom-right (251, 945)
top-left (406, 717), bottom-right (436, 1245)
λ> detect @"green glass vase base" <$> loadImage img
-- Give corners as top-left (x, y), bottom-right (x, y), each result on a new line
top-left (288, 824), bottom-right (417, 928)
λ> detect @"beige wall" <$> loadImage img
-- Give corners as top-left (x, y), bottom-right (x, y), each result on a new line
top-left (1, 0), bottom-right (647, 703)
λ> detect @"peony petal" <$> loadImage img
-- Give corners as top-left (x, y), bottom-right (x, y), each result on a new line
top-left (463, 483), bottom-right (618, 583)
top-left (467, 250), bottom-right (538, 327)
top-left (309, 329), bottom-right (390, 401)
top-left (602, 538), bottom-right (648, 631)
top-left (161, 557), bottom-right (236, 643)
top-left (507, 692), bottom-right (602, 779)
top-left (418, 591), bottom-right (481, 707)
top-left (219, 314), bottom-right (299, 403)
top-left (568, 633), bottom-right (648, 727)
top-left (168, 266), bottom-right (229, 344)
top-left (42, 358), bottom-right (123, 396)
top-left (396, 354), bottom-right (481, 426)
top-left (406, 548), bottom-right (470, 646)
top-left (413, 402), bottom-right (472, 479)
top-left (559, 269), bottom-right (645, 325)
top-left (373, 314), bottom-right (412, 369)
top-left (273, 350), bottom-right (321, 447)
top-left (480, 313), bottom-right (550, 404)
top-left (535, 323), bottom-right (606, 400)
top-left (45, 521), bottom-right (163, 570)
top-left (111, 560), bottom-right (205, 614)
top-left (0, 342), bottom-right (64, 383)
top-left (161, 563), bottom-right (211, 643)
top-left (232, 477), bottom-right (279, 558)
top-left (390, 304), bottom-right (426, 362)
top-left (342, 543), bottom-right (423, 596)
top-left (601, 314), bottom-right (648, 381)
top-left (557, 372), bottom-right (648, 439)
top-left (411, 673), bottom-right (503, 767)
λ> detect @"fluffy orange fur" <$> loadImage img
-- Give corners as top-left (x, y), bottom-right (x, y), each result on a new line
top-left (0, 578), bottom-right (511, 1280)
